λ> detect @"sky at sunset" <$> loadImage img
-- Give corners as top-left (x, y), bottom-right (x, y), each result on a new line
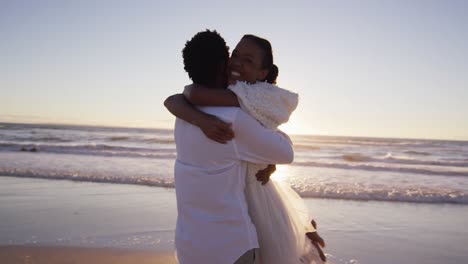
top-left (1, 0), bottom-right (467, 140)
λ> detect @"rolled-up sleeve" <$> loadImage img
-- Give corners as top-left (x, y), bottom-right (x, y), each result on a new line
top-left (232, 110), bottom-right (294, 164)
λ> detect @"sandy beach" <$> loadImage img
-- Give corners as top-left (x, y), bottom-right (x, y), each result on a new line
top-left (0, 246), bottom-right (177, 264)
top-left (1, 175), bottom-right (467, 264)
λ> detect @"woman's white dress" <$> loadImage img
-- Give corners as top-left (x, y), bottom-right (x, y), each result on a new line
top-left (228, 82), bottom-right (324, 264)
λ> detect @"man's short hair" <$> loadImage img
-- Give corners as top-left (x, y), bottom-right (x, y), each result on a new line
top-left (182, 30), bottom-right (229, 85)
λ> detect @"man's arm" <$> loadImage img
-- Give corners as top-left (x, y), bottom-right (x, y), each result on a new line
top-left (164, 94), bottom-right (207, 126)
top-left (164, 94), bottom-right (234, 144)
top-left (232, 110), bottom-right (294, 164)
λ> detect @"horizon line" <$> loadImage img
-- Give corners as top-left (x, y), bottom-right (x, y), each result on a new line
top-left (1, 120), bottom-right (467, 143)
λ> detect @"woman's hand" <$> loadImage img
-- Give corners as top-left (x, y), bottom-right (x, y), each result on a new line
top-left (197, 114), bottom-right (234, 144)
top-left (306, 220), bottom-right (327, 262)
top-left (255, 164), bottom-right (276, 185)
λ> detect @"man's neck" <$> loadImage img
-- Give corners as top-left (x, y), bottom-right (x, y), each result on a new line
top-left (194, 82), bottom-right (222, 90)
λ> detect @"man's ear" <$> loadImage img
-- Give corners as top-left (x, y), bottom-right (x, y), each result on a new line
top-left (216, 62), bottom-right (228, 87)
top-left (216, 61), bottom-right (226, 76)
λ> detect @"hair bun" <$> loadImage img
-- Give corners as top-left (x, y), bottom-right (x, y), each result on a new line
top-left (266, 64), bottom-right (279, 84)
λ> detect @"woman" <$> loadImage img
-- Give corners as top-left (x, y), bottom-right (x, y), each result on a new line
top-left (166, 34), bottom-right (326, 264)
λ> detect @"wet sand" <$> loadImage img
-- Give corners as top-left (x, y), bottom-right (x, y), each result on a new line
top-left (0, 245), bottom-right (177, 264)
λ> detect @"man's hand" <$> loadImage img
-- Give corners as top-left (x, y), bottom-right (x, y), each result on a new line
top-left (255, 164), bottom-right (276, 185)
top-left (306, 220), bottom-right (327, 262)
top-left (197, 114), bottom-right (234, 144)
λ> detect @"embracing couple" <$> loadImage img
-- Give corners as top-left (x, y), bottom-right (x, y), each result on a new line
top-left (165, 30), bottom-right (326, 264)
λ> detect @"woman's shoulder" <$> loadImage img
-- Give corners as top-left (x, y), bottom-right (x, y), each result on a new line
top-left (228, 81), bottom-right (296, 95)
top-left (229, 81), bottom-right (298, 109)
top-left (225, 81), bottom-right (298, 129)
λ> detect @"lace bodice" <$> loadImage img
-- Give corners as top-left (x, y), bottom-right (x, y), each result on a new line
top-left (228, 81), bottom-right (298, 130)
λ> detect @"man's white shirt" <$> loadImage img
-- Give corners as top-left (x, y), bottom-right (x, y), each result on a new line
top-left (174, 106), bottom-right (294, 264)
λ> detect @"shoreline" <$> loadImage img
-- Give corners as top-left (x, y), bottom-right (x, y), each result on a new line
top-left (1, 172), bottom-right (466, 205)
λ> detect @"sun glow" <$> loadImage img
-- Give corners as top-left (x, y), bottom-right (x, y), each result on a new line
top-left (271, 165), bottom-right (293, 182)
top-left (279, 115), bottom-right (322, 136)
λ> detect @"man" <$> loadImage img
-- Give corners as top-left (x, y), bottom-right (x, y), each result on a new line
top-left (164, 30), bottom-right (295, 264)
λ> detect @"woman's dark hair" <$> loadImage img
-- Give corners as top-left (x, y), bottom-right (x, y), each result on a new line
top-left (182, 30), bottom-right (229, 86)
top-left (241, 34), bottom-right (279, 84)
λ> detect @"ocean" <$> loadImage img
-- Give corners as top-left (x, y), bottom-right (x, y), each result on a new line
top-left (1, 122), bottom-right (467, 204)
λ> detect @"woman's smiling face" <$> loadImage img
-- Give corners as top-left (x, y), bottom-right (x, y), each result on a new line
top-left (228, 38), bottom-right (268, 85)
